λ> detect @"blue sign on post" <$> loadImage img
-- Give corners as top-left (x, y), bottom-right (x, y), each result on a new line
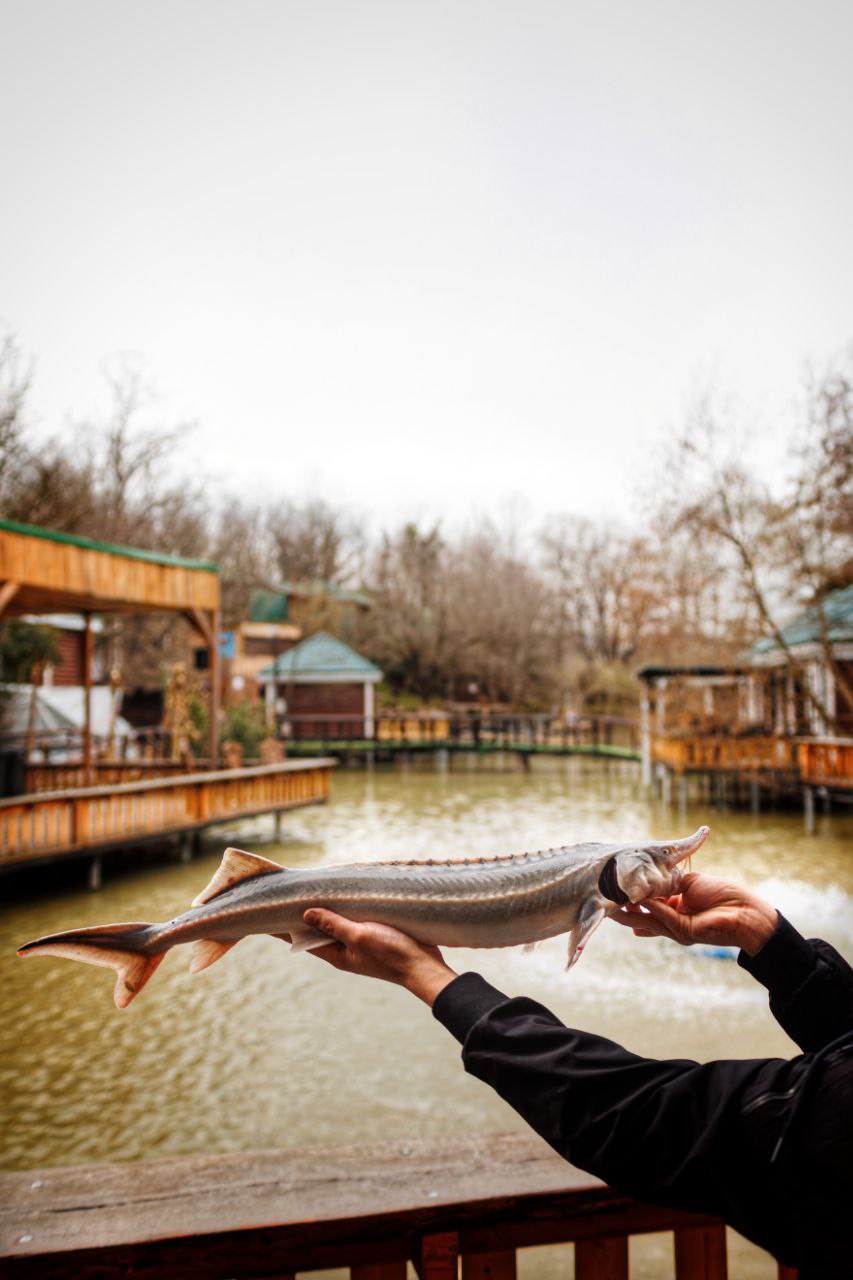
top-left (219, 631), bottom-right (236, 659)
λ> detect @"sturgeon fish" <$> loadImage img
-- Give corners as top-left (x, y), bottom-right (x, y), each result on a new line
top-left (18, 825), bottom-right (710, 1008)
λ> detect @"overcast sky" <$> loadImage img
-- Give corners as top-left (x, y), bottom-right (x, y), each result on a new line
top-left (3, 0), bottom-right (852, 533)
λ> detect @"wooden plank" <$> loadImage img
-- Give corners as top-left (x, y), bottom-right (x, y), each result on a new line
top-left (462, 1249), bottom-right (516, 1280)
top-left (674, 1224), bottom-right (728, 1279)
top-left (575, 1236), bottom-right (628, 1280)
top-left (0, 1134), bottom-right (730, 1280)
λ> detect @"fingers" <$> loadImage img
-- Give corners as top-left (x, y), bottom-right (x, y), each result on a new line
top-left (304, 908), bottom-right (362, 946)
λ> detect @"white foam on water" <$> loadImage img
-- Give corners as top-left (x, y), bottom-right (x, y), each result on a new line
top-left (753, 877), bottom-right (853, 949)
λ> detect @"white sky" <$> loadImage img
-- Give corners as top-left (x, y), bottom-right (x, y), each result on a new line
top-left (2, 0), bottom-right (852, 534)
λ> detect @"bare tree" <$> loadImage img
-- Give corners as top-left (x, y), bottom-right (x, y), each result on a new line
top-left (267, 498), bottom-right (365, 586)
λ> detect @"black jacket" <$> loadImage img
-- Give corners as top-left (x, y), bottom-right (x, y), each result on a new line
top-left (432, 916), bottom-right (853, 1275)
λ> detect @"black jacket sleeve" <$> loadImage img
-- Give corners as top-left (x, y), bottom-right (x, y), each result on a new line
top-left (737, 914), bottom-right (853, 1052)
top-left (431, 971), bottom-right (779, 1213)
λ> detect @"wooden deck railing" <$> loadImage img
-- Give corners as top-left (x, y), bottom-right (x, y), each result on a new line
top-left (651, 733), bottom-right (798, 775)
top-left (286, 713), bottom-right (640, 752)
top-left (0, 1133), bottom-right (796, 1280)
top-left (797, 737), bottom-right (853, 789)
top-left (24, 758), bottom-right (195, 792)
top-left (0, 759), bottom-right (334, 869)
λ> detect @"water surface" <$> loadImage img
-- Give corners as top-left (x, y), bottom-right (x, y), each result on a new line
top-left (1, 758), bottom-right (850, 1276)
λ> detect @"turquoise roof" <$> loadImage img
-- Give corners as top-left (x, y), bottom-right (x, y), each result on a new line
top-left (745, 584), bottom-right (853, 658)
top-left (258, 630), bottom-right (382, 680)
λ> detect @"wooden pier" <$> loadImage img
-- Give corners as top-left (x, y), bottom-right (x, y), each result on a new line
top-left (282, 712), bottom-right (641, 762)
top-left (0, 1133), bottom-right (797, 1279)
top-left (0, 759), bottom-right (334, 873)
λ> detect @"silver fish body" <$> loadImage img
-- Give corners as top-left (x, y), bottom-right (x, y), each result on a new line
top-left (18, 826), bottom-right (710, 1008)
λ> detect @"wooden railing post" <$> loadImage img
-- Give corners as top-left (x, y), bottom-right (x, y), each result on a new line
top-left (352, 1264), bottom-right (407, 1280)
top-left (462, 1250), bottom-right (517, 1280)
top-left (575, 1236), bottom-right (629, 1279)
top-left (674, 1224), bottom-right (728, 1279)
top-left (414, 1231), bottom-right (459, 1280)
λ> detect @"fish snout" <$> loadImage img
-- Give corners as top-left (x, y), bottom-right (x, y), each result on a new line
top-left (662, 825), bottom-right (710, 867)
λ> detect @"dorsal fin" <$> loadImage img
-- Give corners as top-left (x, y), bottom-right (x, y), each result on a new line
top-left (192, 847), bottom-right (284, 907)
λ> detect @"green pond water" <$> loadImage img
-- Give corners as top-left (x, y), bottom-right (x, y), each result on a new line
top-left (1, 757), bottom-right (850, 1277)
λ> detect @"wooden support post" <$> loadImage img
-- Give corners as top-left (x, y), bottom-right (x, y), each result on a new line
top-left (179, 832), bottom-right (193, 863)
top-left (209, 607), bottom-right (220, 769)
top-left (414, 1231), bottom-right (459, 1280)
top-left (273, 810), bottom-right (282, 841)
top-left (804, 785), bottom-right (815, 834)
top-left (462, 1250), bottom-right (517, 1280)
top-left (0, 580), bottom-right (20, 620)
top-left (674, 1224), bottom-right (728, 1279)
top-left (88, 855), bottom-right (102, 891)
top-left (678, 773), bottom-right (688, 815)
top-left (83, 612), bottom-right (94, 787)
top-left (750, 777), bottom-right (760, 814)
top-left (575, 1236), bottom-right (629, 1279)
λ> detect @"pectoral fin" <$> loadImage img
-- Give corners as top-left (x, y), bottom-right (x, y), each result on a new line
top-left (566, 906), bottom-right (605, 971)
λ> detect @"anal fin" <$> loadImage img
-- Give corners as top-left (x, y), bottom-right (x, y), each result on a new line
top-left (189, 938), bottom-right (239, 974)
top-left (192, 847), bottom-right (284, 907)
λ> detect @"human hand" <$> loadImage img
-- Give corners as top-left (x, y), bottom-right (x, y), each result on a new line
top-left (302, 909), bottom-right (459, 1005)
top-left (609, 872), bottom-right (779, 956)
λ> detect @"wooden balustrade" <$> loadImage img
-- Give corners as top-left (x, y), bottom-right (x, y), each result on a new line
top-left (0, 1133), bottom-right (795, 1279)
top-left (0, 760), bottom-right (334, 869)
top-left (651, 734), bottom-right (798, 775)
top-left (24, 758), bottom-right (195, 793)
top-left (797, 737), bottom-right (853, 789)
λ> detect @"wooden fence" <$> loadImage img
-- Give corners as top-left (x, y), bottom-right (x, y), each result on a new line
top-left (651, 734), bottom-right (798, 775)
top-left (0, 759), bottom-right (334, 869)
top-left (0, 1133), bottom-right (797, 1280)
top-left (797, 737), bottom-right (853, 789)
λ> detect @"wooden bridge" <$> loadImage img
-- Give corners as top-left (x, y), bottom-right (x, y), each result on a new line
top-left (282, 712), bottom-right (641, 761)
top-left (0, 1133), bottom-right (797, 1280)
top-left (0, 759), bottom-right (334, 875)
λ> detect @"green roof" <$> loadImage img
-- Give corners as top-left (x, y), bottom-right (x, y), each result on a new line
top-left (249, 588), bottom-right (289, 622)
top-left (0, 518), bottom-right (218, 573)
top-left (258, 630), bottom-right (382, 680)
top-left (276, 580), bottom-right (373, 607)
top-left (745, 584), bottom-right (853, 658)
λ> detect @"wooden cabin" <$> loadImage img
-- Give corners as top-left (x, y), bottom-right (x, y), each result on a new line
top-left (0, 521), bottom-right (335, 876)
top-left (257, 630), bottom-right (382, 739)
top-left (637, 585), bottom-right (853, 801)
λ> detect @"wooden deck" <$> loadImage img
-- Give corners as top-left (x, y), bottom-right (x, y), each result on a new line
top-left (0, 1132), bottom-right (796, 1279)
top-left (0, 759), bottom-right (334, 871)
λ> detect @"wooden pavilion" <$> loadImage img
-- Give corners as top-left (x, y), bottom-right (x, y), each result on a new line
top-left (0, 518), bottom-right (222, 773)
top-left (0, 521), bottom-right (334, 877)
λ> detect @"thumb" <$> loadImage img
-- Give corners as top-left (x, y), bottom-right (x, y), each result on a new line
top-left (304, 908), bottom-right (359, 944)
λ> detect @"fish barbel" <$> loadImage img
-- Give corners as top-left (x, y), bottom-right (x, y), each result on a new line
top-left (18, 825), bottom-right (710, 1008)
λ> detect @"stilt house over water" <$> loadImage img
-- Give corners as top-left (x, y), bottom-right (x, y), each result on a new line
top-left (637, 584), bottom-right (853, 803)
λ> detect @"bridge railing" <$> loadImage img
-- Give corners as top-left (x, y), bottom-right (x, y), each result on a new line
top-left (0, 759), bottom-right (334, 869)
top-left (0, 1133), bottom-right (797, 1280)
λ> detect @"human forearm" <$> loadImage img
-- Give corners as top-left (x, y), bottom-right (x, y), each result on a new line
top-left (738, 914), bottom-right (853, 1051)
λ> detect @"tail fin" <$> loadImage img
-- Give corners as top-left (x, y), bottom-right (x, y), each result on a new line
top-left (18, 923), bottom-right (164, 1010)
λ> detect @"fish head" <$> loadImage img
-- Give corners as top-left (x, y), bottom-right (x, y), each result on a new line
top-left (610, 825), bottom-right (710, 904)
